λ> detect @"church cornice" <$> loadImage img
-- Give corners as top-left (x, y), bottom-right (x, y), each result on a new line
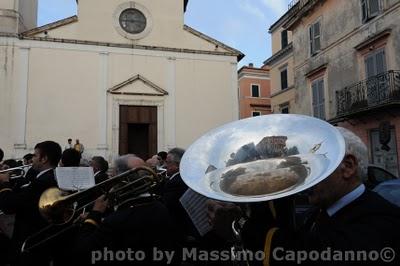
top-left (22, 16), bottom-right (78, 37)
top-left (183, 25), bottom-right (244, 61)
top-left (17, 35), bottom-right (241, 59)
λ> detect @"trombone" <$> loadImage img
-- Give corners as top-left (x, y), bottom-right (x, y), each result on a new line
top-left (21, 166), bottom-right (160, 253)
top-left (0, 164), bottom-right (32, 179)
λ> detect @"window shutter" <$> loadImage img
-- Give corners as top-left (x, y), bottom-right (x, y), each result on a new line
top-left (309, 25), bottom-right (314, 55)
top-left (281, 30), bottom-right (288, 49)
top-left (312, 81), bottom-right (319, 118)
top-left (368, 0), bottom-right (380, 17)
top-left (312, 79), bottom-right (325, 119)
top-left (313, 22), bottom-right (321, 52)
top-left (365, 55), bottom-right (375, 78)
top-left (375, 49), bottom-right (386, 74)
top-left (361, 0), bottom-right (368, 22)
top-left (281, 69), bottom-right (288, 90)
top-left (318, 79), bottom-right (326, 120)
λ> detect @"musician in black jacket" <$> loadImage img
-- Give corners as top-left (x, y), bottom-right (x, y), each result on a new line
top-left (208, 127), bottom-right (400, 266)
top-left (162, 148), bottom-right (187, 217)
top-left (90, 156), bottom-right (109, 184)
top-left (0, 141), bottom-right (62, 266)
top-left (74, 155), bottom-right (179, 265)
top-left (162, 148), bottom-right (199, 241)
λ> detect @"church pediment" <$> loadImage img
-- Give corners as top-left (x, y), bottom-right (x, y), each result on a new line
top-left (108, 74), bottom-right (168, 96)
top-left (20, 0), bottom-right (243, 61)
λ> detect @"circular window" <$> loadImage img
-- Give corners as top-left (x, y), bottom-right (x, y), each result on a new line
top-left (114, 2), bottom-right (152, 40)
top-left (119, 8), bottom-right (147, 34)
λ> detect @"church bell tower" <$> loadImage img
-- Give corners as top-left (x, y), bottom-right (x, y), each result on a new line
top-left (0, 0), bottom-right (38, 34)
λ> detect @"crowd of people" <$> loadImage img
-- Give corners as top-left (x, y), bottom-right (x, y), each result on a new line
top-left (0, 127), bottom-right (399, 266)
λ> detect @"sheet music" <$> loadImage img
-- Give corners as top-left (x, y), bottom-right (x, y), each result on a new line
top-left (55, 167), bottom-right (95, 191)
top-left (179, 188), bottom-right (212, 236)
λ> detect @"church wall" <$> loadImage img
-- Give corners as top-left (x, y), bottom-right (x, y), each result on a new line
top-left (0, 38), bottom-right (238, 161)
top-left (175, 58), bottom-right (237, 148)
top-left (18, 0), bottom-right (38, 32)
top-left (75, 0), bottom-right (184, 47)
top-left (0, 42), bottom-right (16, 157)
top-left (0, 0), bottom-right (241, 161)
top-left (33, 0), bottom-right (227, 54)
top-left (25, 48), bottom-right (100, 151)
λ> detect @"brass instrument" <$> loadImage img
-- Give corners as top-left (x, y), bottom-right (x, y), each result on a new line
top-left (0, 164), bottom-right (32, 179)
top-left (180, 114), bottom-right (345, 202)
top-left (21, 166), bottom-right (160, 253)
top-left (179, 114), bottom-right (346, 266)
top-left (156, 165), bottom-right (167, 176)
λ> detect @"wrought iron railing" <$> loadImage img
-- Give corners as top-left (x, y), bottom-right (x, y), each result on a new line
top-left (336, 70), bottom-right (400, 116)
top-left (288, 0), bottom-right (310, 12)
top-left (288, 0), bottom-right (300, 10)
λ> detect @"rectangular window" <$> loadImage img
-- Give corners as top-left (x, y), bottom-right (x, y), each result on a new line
top-left (364, 49), bottom-right (386, 78)
top-left (281, 105), bottom-right (289, 114)
top-left (281, 30), bottom-right (288, 49)
top-left (362, 0), bottom-right (380, 22)
top-left (311, 78), bottom-right (326, 120)
top-left (251, 84), bottom-right (260, 97)
top-left (365, 48), bottom-right (387, 103)
top-left (252, 111), bottom-right (261, 117)
top-left (280, 69), bottom-right (288, 90)
top-left (309, 21), bottom-right (321, 56)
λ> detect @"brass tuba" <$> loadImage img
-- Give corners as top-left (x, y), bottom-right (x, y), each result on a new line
top-left (180, 114), bottom-right (346, 202)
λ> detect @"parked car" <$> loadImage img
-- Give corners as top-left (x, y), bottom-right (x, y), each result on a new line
top-left (366, 164), bottom-right (398, 189)
top-left (373, 179), bottom-right (400, 207)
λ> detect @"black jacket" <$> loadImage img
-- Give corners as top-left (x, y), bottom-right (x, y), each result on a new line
top-left (94, 171), bottom-right (108, 184)
top-left (242, 190), bottom-right (400, 266)
top-left (75, 198), bottom-right (179, 265)
top-left (0, 169), bottom-right (56, 265)
top-left (162, 173), bottom-right (199, 239)
top-left (162, 173), bottom-right (188, 217)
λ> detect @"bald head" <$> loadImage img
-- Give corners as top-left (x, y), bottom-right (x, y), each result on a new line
top-left (127, 156), bottom-right (145, 169)
top-left (146, 156), bottom-right (159, 168)
top-left (114, 154), bottom-right (145, 174)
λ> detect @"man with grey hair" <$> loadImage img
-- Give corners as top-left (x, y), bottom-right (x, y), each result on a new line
top-left (306, 127), bottom-right (369, 209)
top-left (114, 154), bottom-right (145, 175)
top-left (74, 152), bottom-right (179, 265)
top-left (207, 127), bottom-right (400, 266)
top-left (162, 148), bottom-right (198, 241)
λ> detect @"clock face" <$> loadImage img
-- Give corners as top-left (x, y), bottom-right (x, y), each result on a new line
top-left (119, 8), bottom-right (147, 34)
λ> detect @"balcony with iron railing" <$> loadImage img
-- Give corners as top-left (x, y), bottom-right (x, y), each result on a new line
top-left (285, 0), bottom-right (322, 28)
top-left (288, 0), bottom-right (305, 10)
top-left (335, 70), bottom-right (400, 118)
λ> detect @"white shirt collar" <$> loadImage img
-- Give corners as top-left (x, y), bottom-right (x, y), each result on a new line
top-left (94, 171), bottom-right (101, 177)
top-left (327, 184), bottom-right (365, 217)
top-left (36, 168), bottom-right (53, 179)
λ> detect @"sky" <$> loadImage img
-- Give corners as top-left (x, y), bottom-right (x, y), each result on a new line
top-left (38, 0), bottom-right (292, 68)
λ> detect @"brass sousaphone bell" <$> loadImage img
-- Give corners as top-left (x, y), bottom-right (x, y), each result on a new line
top-left (180, 114), bottom-right (346, 202)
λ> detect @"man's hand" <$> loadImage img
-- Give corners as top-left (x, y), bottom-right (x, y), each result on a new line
top-left (0, 164), bottom-right (9, 170)
top-left (206, 199), bottom-right (242, 241)
top-left (0, 173), bottom-right (10, 183)
top-left (93, 195), bottom-right (109, 213)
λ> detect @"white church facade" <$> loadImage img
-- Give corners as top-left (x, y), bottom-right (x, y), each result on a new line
top-left (0, 0), bottom-right (243, 161)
